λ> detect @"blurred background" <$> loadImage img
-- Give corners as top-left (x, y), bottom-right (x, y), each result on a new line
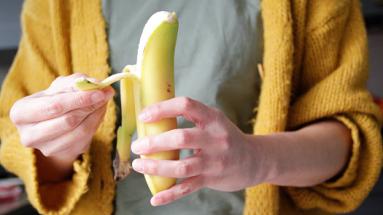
top-left (0, 0), bottom-right (382, 214)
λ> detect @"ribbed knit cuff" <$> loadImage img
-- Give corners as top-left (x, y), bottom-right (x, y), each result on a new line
top-left (321, 115), bottom-right (360, 188)
top-left (0, 117), bottom-right (92, 215)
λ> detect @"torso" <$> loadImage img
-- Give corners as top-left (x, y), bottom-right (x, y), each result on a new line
top-left (102, 1), bottom-right (262, 214)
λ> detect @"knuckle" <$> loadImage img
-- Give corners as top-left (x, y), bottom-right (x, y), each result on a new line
top-left (74, 94), bottom-right (91, 107)
top-left (179, 97), bottom-right (194, 111)
top-left (88, 103), bottom-right (101, 112)
top-left (63, 114), bottom-right (80, 130)
top-left (176, 130), bottom-right (190, 146)
top-left (146, 160), bottom-right (157, 174)
top-left (81, 103), bottom-right (102, 114)
top-left (150, 105), bottom-right (161, 116)
top-left (46, 102), bottom-right (63, 115)
top-left (176, 162), bottom-right (190, 177)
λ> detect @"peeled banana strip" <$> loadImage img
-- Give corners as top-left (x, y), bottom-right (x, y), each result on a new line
top-left (74, 72), bottom-right (131, 91)
top-left (114, 66), bottom-right (139, 180)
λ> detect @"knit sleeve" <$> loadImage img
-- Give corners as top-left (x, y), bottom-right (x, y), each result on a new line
top-left (0, 0), bottom-right (91, 214)
top-left (284, 0), bottom-right (383, 213)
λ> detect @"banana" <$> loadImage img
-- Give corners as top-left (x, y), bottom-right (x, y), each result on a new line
top-left (135, 11), bottom-right (179, 195)
top-left (75, 11), bottom-right (179, 195)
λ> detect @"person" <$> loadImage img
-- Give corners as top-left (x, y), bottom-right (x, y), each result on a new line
top-left (0, 0), bottom-right (382, 214)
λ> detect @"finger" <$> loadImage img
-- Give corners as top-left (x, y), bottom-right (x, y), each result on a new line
top-left (131, 128), bottom-right (206, 155)
top-left (20, 101), bottom-right (106, 146)
top-left (11, 87), bottom-right (114, 124)
top-left (132, 156), bottom-right (204, 178)
top-left (150, 176), bottom-right (204, 206)
top-left (37, 105), bottom-right (107, 157)
top-left (138, 97), bottom-right (214, 126)
top-left (45, 73), bottom-right (88, 94)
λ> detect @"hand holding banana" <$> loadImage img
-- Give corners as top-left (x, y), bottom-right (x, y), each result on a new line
top-left (131, 97), bottom-right (259, 206)
top-left (9, 74), bottom-right (114, 181)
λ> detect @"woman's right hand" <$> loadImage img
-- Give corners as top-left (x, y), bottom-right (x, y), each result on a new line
top-left (9, 73), bottom-right (114, 181)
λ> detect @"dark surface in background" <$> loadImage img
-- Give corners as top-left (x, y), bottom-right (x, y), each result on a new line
top-left (0, 1), bottom-right (382, 215)
top-left (5, 205), bottom-right (38, 215)
top-left (0, 50), bottom-right (17, 66)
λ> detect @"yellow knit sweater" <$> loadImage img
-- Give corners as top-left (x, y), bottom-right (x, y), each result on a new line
top-left (0, 0), bottom-right (382, 214)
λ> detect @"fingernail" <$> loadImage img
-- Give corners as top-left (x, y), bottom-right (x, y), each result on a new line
top-left (131, 140), bottom-right (141, 154)
top-left (132, 159), bottom-right (143, 172)
top-left (151, 196), bottom-right (163, 206)
top-left (132, 138), bottom-right (148, 154)
top-left (138, 111), bottom-right (151, 121)
top-left (91, 92), bottom-right (105, 103)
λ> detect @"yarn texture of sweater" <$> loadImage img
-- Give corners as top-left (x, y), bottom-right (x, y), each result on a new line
top-left (0, 0), bottom-right (382, 215)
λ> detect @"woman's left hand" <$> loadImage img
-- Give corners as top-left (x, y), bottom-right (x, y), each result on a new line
top-left (131, 97), bottom-right (263, 206)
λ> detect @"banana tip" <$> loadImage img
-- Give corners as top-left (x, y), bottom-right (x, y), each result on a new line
top-left (167, 11), bottom-right (177, 23)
